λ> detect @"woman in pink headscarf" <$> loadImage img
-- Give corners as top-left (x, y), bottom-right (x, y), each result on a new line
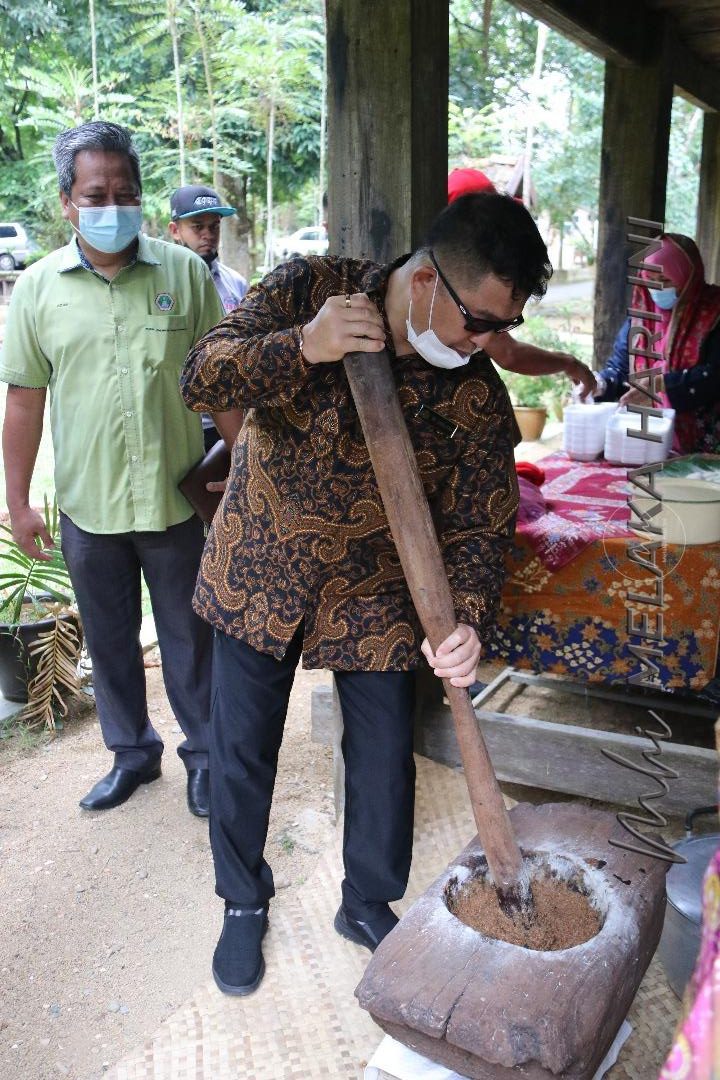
top-left (593, 233), bottom-right (720, 453)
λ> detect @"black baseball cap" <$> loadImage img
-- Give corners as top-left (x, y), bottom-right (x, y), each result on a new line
top-left (170, 185), bottom-right (236, 220)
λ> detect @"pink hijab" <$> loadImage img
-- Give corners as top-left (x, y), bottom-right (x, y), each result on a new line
top-left (631, 234), bottom-right (720, 453)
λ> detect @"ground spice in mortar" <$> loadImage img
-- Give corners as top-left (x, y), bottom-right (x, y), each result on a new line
top-left (448, 875), bottom-right (601, 950)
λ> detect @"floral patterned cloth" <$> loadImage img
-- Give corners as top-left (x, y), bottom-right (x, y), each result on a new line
top-left (659, 846), bottom-right (720, 1079)
top-left (487, 452), bottom-right (720, 688)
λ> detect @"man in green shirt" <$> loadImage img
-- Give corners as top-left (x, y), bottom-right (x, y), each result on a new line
top-left (1, 121), bottom-right (241, 815)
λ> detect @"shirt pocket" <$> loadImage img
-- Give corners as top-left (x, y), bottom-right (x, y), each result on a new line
top-left (138, 314), bottom-right (192, 370)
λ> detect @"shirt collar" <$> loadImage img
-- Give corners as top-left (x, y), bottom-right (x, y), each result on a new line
top-left (362, 253), bottom-right (411, 299)
top-left (58, 233), bottom-right (161, 274)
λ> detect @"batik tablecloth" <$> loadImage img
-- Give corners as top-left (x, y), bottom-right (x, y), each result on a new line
top-left (486, 452), bottom-right (720, 689)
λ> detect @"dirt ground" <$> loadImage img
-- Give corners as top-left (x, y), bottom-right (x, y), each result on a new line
top-left (1, 652), bottom-right (715, 1080)
top-left (0, 659), bottom-right (335, 1080)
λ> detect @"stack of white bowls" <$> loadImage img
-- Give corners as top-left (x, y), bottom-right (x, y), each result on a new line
top-left (604, 408), bottom-right (675, 466)
top-left (563, 402), bottom-right (619, 461)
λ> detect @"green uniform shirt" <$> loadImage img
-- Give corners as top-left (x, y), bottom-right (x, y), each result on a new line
top-left (0, 234), bottom-right (224, 533)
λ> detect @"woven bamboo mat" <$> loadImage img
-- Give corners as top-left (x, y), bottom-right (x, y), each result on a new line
top-left (108, 757), bottom-right (681, 1080)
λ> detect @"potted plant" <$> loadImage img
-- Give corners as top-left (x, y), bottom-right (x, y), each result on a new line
top-left (498, 370), bottom-right (555, 441)
top-left (0, 497), bottom-right (83, 729)
top-left (498, 316), bottom-right (593, 439)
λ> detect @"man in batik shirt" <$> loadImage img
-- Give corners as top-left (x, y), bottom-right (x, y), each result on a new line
top-left (180, 193), bottom-right (552, 995)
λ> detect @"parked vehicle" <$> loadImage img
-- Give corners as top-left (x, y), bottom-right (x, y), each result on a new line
top-left (0, 222), bottom-right (36, 270)
top-left (274, 225), bottom-right (328, 261)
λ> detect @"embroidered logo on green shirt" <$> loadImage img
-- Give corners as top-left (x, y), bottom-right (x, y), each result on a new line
top-left (155, 292), bottom-right (175, 311)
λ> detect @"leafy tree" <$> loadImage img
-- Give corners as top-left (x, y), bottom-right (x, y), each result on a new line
top-left (449, 0), bottom-right (604, 247)
top-left (666, 96), bottom-right (702, 236)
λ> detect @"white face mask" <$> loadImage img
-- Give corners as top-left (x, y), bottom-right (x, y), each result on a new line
top-left (406, 274), bottom-right (469, 370)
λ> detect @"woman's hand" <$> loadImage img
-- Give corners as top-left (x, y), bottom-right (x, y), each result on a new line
top-left (619, 373), bottom-right (664, 407)
top-left (421, 623), bottom-right (482, 687)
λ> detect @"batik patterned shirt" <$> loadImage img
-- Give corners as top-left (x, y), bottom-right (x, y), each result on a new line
top-left (180, 255), bottom-right (520, 670)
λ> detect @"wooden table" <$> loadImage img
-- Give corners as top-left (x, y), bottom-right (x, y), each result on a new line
top-left (311, 452), bottom-right (720, 814)
top-left (488, 451), bottom-right (720, 689)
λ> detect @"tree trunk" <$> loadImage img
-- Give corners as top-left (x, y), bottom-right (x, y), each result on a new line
top-left (523, 21), bottom-right (547, 210)
top-left (264, 96), bottom-right (276, 270)
top-left (88, 0), bottom-right (99, 119)
top-left (167, 0), bottom-right (185, 186)
top-left (218, 171), bottom-right (252, 280)
top-left (193, 4), bottom-right (218, 191)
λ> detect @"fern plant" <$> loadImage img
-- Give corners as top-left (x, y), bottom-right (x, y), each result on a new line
top-left (0, 497), bottom-right (74, 624)
top-left (0, 497), bottom-right (82, 730)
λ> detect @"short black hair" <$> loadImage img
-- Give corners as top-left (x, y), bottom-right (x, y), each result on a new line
top-left (422, 192), bottom-right (552, 300)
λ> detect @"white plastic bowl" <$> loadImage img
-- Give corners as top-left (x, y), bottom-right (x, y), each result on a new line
top-left (631, 477), bottom-right (720, 545)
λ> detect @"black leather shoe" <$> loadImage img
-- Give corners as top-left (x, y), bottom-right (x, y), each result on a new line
top-left (333, 903), bottom-right (399, 952)
top-left (79, 764), bottom-right (161, 811)
top-left (212, 907), bottom-right (269, 996)
top-left (187, 768), bottom-right (210, 818)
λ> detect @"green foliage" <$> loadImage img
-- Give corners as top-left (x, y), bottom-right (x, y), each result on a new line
top-left (499, 315), bottom-right (589, 416)
top-left (0, 0), bottom-right (325, 268)
top-left (0, 496), bottom-right (82, 731)
top-left (666, 97), bottom-right (702, 236)
top-left (499, 369), bottom-right (553, 409)
top-left (449, 0), bottom-right (603, 240)
top-left (0, 496), bottom-right (74, 625)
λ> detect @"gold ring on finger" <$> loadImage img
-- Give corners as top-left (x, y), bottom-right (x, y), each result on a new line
top-left (345, 294), bottom-right (352, 308)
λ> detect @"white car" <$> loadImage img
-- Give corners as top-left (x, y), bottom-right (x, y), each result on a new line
top-left (274, 226), bottom-right (328, 262)
top-left (0, 222), bottom-right (36, 270)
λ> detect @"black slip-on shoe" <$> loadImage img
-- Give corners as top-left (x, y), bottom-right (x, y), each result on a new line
top-left (186, 768), bottom-right (210, 818)
top-left (333, 903), bottom-right (399, 952)
top-left (79, 764), bottom-right (161, 811)
top-left (212, 907), bottom-right (269, 996)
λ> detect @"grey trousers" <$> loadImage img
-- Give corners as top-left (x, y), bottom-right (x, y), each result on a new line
top-left (60, 512), bottom-right (212, 772)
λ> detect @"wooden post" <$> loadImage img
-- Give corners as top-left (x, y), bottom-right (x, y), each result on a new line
top-left (697, 111), bottom-right (720, 286)
top-left (594, 31), bottom-right (673, 367)
top-left (325, 0), bottom-right (448, 262)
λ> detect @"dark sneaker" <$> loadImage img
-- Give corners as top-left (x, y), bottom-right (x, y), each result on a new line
top-left (333, 903), bottom-right (399, 952)
top-left (212, 906), bottom-right (269, 995)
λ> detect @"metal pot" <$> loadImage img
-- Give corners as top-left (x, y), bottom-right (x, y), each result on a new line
top-left (657, 805), bottom-right (719, 998)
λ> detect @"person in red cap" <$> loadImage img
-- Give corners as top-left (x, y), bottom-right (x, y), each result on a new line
top-left (447, 169), bottom-right (595, 399)
top-left (447, 167), bottom-right (497, 202)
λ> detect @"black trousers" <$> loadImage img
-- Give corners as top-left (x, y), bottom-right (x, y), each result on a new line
top-left (60, 512), bottom-right (212, 772)
top-left (210, 624), bottom-right (416, 917)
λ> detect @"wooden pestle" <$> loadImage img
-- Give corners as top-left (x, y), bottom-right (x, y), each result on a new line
top-left (343, 349), bottom-right (529, 910)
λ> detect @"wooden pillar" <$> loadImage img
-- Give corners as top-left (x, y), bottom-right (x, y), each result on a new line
top-left (594, 30), bottom-right (673, 367)
top-left (326, 0), bottom-right (449, 263)
top-left (697, 111), bottom-right (720, 286)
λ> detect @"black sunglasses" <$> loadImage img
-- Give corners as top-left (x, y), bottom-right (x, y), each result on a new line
top-left (429, 251), bottom-right (524, 335)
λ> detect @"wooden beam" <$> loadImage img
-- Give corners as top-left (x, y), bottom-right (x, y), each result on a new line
top-left (415, 703), bottom-right (719, 816)
top-left (511, 1), bottom-right (720, 109)
top-left (311, 682), bottom-right (719, 814)
top-left (673, 49), bottom-right (720, 112)
top-left (593, 28), bottom-right (673, 366)
top-left (697, 111), bottom-right (720, 284)
top-left (326, 0), bottom-right (448, 263)
top-left (506, 0), bottom-right (655, 65)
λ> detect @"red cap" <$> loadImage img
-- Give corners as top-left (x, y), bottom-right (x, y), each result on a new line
top-left (447, 168), bottom-right (497, 203)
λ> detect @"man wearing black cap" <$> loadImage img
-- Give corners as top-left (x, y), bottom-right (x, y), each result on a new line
top-left (169, 185), bottom-right (247, 314)
top-left (169, 185), bottom-right (248, 450)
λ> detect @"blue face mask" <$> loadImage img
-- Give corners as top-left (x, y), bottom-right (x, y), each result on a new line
top-left (70, 201), bottom-right (142, 254)
top-left (652, 286), bottom-right (678, 310)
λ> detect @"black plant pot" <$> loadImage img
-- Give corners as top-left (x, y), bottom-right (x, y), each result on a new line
top-left (0, 612), bottom-right (83, 704)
